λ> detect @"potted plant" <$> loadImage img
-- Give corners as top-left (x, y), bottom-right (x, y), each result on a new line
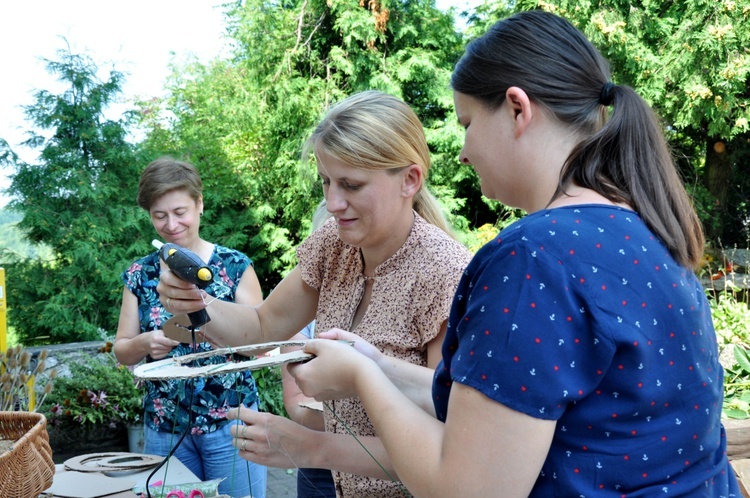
top-left (39, 345), bottom-right (145, 460)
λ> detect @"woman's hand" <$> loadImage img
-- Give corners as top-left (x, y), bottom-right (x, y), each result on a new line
top-left (316, 328), bottom-right (383, 365)
top-left (227, 407), bottom-right (315, 469)
top-left (156, 267), bottom-right (207, 315)
top-left (288, 339), bottom-right (379, 401)
top-left (147, 329), bottom-right (180, 359)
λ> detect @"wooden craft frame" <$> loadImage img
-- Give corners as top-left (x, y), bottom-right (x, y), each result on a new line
top-left (64, 452), bottom-right (163, 473)
top-left (133, 340), bottom-right (313, 380)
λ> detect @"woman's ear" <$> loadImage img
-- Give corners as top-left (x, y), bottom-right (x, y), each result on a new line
top-left (401, 164), bottom-right (424, 198)
top-left (505, 86), bottom-right (533, 138)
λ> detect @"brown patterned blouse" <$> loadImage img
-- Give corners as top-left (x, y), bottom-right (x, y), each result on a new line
top-left (297, 212), bottom-right (473, 497)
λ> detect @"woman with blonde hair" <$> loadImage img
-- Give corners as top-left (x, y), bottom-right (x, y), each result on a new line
top-left (158, 91), bottom-right (473, 497)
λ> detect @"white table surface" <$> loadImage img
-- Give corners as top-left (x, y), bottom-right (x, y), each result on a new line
top-left (53, 454), bottom-right (200, 488)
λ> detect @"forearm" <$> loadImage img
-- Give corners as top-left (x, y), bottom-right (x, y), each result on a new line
top-left (198, 299), bottom-right (267, 347)
top-left (354, 367), bottom-right (549, 497)
top-left (375, 355), bottom-right (436, 416)
top-left (162, 266), bottom-right (316, 348)
top-left (315, 329), bottom-right (437, 414)
top-left (353, 362), bottom-right (446, 496)
top-left (306, 429), bottom-right (398, 481)
top-left (283, 361), bottom-right (325, 430)
top-left (113, 335), bottom-right (149, 366)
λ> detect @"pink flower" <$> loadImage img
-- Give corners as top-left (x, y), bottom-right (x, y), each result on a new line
top-left (88, 390), bottom-right (109, 407)
top-left (153, 398), bottom-right (166, 417)
top-left (218, 268), bottom-right (233, 285)
top-left (208, 406), bottom-right (228, 419)
top-left (150, 307), bottom-right (163, 325)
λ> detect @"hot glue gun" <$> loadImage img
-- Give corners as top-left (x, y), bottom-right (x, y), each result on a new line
top-left (153, 239), bottom-right (213, 329)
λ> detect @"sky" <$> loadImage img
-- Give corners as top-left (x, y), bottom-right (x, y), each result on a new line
top-left (0, 0), bottom-right (480, 208)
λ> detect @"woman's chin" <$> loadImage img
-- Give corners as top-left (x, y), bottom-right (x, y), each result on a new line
top-left (336, 228), bottom-right (363, 248)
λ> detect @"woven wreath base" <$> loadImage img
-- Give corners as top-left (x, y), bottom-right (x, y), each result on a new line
top-left (0, 411), bottom-right (55, 497)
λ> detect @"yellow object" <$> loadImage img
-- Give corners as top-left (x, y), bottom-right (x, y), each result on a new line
top-left (197, 268), bottom-right (212, 282)
top-left (0, 267), bottom-right (6, 353)
top-left (27, 376), bottom-right (35, 411)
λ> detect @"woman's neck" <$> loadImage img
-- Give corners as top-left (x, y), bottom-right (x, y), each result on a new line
top-left (546, 186), bottom-right (633, 210)
top-left (184, 238), bottom-right (214, 264)
top-left (360, 211), bottom-right (415, 277)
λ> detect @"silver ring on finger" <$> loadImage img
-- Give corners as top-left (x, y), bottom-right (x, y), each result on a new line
top-left (166, 297), bottom-right (172, 310)
top-left (242, 426), bottom-right (248, 438)
top-left (241, 439), bottom-right (247, 452)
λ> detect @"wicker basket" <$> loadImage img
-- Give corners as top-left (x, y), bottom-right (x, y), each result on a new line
top-left (0, 411), bottom-right (55, 497)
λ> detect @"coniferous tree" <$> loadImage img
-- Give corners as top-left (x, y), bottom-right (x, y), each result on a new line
top-left (501, 0), bottom-right (750, 245)
top-left (0, 49), bottom-right (148, 345)
top-left (138, 0), bottom-right (492, 289)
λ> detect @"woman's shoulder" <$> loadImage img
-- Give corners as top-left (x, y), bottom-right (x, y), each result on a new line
top-left (499, 205), bottom-right (641, 242)
top-left (211, 244), bottom-right (252, 267)
top-left (298, 218), bottom-right (349, 255)
top-left (213, 244), bottom-right (250, 260)
top-left (415, 215), bottom-right (470, 248)
top-left (412, 215), bottom-right (473, 269)
top-left (475, 205), bottom-right (651, 273)
top-left (125, 251), bottom-right (159, 273)
top-left (121, 251), bottom-right (160, 288)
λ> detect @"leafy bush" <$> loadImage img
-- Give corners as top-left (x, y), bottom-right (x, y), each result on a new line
top-left (710, 289), bottom-right (750, 419)
top-left (40, 347), bottom-right (144, 428)
top-left (253, 366), bottom-right (288, 418)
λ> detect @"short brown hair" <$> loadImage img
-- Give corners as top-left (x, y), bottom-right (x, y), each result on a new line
top-left (137, 157), bottom-right (203, 211)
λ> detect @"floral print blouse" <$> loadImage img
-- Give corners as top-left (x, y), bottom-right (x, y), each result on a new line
top-left (122, 245), bottom-right (258, 434)
top-left (297, 214), bottom-right (473, 497)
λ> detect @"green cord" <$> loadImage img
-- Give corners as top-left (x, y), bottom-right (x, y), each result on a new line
top-left (323, 401), bottom-right (412, 497)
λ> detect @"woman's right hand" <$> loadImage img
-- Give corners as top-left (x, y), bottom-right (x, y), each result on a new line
top-left (289, 339), bottom-right (378, 401)
top-left (156, 266), bottom-right (208, 315)
top-left (147, 329), bottom-right (180, 359)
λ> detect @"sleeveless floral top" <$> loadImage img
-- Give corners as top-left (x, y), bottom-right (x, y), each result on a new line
top-left (122, 245), bottom-right (259, 434)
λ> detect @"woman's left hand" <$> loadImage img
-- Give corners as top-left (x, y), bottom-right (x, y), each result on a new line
top-left (316, 328), bottom-right (382, 364)
top-left (287, 339), bottom-right (378, 401)
top-left (227, 407), bottom-right (313, 468)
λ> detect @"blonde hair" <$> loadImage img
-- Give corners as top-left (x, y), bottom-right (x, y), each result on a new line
top-left (311, 199), bottom-right (331, 232)
top-left (303, 90), bottom-right (456, 239)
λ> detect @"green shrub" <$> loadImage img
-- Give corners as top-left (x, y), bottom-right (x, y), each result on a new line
top-left (40, 349), bottom-right (144, 428)
top-left (253, 366), bottom-right (288, 418)
top-left (710, 288), bottom-right (750, 419)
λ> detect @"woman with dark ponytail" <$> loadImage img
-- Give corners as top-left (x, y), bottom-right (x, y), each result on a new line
top-left (285, 10), bottom-right (740, 497)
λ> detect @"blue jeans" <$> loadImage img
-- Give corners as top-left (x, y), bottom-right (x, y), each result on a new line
top-left (144, 409), bottom-right (267, 498)
top-left (297, 467), bottom-right (336, 498)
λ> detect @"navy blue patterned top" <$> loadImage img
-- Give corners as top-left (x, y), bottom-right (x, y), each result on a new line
top-left (434, 205), bottom-right (739, 496)
top-left (122, 245), bottom-right (258, 434)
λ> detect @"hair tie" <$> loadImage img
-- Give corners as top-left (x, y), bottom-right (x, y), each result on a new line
top-left (599, 82), bottom-right (615, 106)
